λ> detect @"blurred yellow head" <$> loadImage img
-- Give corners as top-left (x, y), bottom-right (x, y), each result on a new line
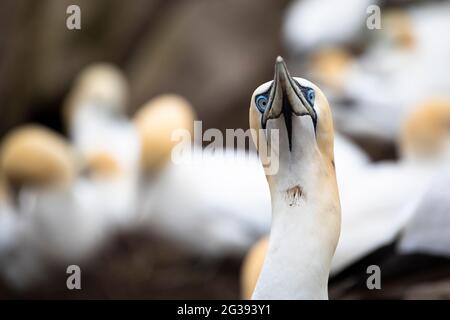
top-left (0, 125), bottom-right (77, 190)
top-left (64, 63), bottom-right (128, 128)
top-left (400, 100), bottom-right (450, 162)
top-left (85, 151), bottom-right (122, 180)
top-left (133, 94), bottom-right (195, 173)
top-left (383, 9), bottom-right (415, 50)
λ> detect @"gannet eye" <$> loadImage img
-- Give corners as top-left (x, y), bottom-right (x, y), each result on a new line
top-left (255, 94), bottom-right (269, 113)
top-left (305, 88), bottom-right (315, 106)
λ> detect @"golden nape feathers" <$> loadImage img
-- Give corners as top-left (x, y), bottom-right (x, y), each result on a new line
top-left (0, 125), bottom-right (78, 190)
top-left (133, 94), bottom-right (196, 173)
top-left (400, 99), bottom-right (450, 160)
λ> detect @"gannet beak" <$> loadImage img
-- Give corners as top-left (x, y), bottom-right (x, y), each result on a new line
top-left (262, 56), bottom-right (317, 150)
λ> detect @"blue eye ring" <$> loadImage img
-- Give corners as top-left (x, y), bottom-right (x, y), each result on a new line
top-left (255, 94), bottom-right (269, 113)
top-left (305, 88), bottom-right (315, 106)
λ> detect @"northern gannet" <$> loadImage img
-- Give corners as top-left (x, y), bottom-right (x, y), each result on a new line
top-left (0, 177), bottom-right (16, 254)
top-left (397, 101), bottom-right (450, 257)
top-left (64, 63), bottom-right (140, 227)
top-left (0, 125), bottom-right (110, 289)
top-left (248, 57), bottom-right (341, 299)
top-left (134, 94), bottom-right (271, 256)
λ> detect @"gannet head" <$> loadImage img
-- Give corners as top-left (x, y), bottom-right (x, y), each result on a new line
top-left (250, 57), bottom-right (336, 180)
top-left (133, 94), bottom-right (195, 173)
top-left (64, 63), bottom-right (128, 128)
top-left (0, 125), bottom-right (78, 192)
top-left (400, 100), bottom-right (450, 163)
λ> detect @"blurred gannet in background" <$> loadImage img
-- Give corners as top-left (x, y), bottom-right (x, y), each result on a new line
top-left (0, 125), bottom-right (111, 289)
top-left (240, 90), bottom-right (369, 299)
top-left (329, 3), bottom-right (450, 141)
top-left (309, 48), bottom-right (354, 96)
top-left (397, 101), bottom-right (450, 257)
top-left (248, 57), bottom-right (341, 299)
top-left (284, 0), bottom-right (376, 53)
top-left (0, 178), bottom-right (10, 204)
top-left (134, 94), bottom-right (194, 174)
top-left (64, 63), bottom-right (140, 227)
top-left (134, 94), bottom-right (271, 257)
top-left (240, 133), bottom-right (367, 299)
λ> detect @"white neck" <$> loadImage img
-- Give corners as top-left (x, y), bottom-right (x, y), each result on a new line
top-left (252, 160), bottom-right (340, 300)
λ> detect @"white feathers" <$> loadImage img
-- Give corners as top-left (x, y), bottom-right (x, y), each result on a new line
top-left (69, 103), bottom-right (141, 227)
top-left (0, 64), bottom-right (142, 290)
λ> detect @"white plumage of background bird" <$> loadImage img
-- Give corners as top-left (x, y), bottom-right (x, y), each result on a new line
top-left (134, 94), bottom-right (271, 257)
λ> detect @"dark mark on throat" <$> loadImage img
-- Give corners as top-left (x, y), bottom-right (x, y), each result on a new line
top-left (285, 185), bottom-right (304, 207)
